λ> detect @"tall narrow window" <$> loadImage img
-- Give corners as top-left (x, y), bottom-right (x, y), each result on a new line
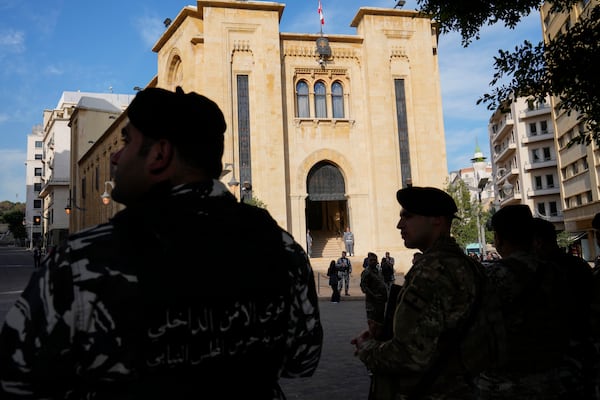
top-left (549, 201), bottom-right (558, 216)
top-left (237, 75), bottom-right (252, 190)
top-left (296, 81), bottom-right (309, 118)
top-left (543, 147), bottom-right (551, 161)
top-left (314, 81), bottom-right (327, 118)
top-left (395, 79), bottom-right (411, 187)
top-left (537, 202), bottom-right (546, 216)
top-left (529, 122), bottom-right (537, 135)
top-left (332, 81), bottom-right (344, 118)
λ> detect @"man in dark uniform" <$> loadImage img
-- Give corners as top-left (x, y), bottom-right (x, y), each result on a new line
top-left (532, 217), bottom-right (596, 398)
top-left (352, 186), bottom-right (491, 400)
top-left (479, 205), bottom-right (572, 399)
top-left (0, 87), bottom-right (323, 399)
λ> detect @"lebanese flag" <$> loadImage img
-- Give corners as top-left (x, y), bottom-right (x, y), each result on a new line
top-left (318, 0), bottom-right (324, 25)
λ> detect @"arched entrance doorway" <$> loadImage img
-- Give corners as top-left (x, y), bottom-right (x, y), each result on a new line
top-left (306, 161), bottom-right (348, 258)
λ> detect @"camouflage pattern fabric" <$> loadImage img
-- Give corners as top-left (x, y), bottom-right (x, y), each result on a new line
top-left (357, 236), bottom-right (479, 400)
top-left (360, 264), bottom-right (388, 324)
top-left (479, 251), bottom-right (571, 399)
top-left (0, 180), bottom-right (323, 399)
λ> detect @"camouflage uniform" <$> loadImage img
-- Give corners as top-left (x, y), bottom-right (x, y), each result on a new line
top-left (356, 236), bottom-right (480, 400)
top-left (0, 180), bottom-right (323, 399)
top-left (359, 262), bottom-right (388, 325)
top-left (478, 251), bottom-right (571, 399)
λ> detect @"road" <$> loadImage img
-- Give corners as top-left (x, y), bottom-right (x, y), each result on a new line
top-left (0, 246), bottom-right (372, 399)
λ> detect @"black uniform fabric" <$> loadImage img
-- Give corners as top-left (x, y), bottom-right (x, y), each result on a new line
top-left (0, 180), bottom-right (323, 399)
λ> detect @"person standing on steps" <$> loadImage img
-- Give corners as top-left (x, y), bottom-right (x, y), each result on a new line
top-left (336, 250), bottom-right (352, 296)
top-left (343, 226), bottom-right (355, 256)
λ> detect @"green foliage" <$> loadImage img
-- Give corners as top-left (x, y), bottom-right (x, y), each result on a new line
top-left (0, 201), bottom-right (26, 223)
top-left (244, 196), bottom-right (267, 209)
top-left (415, 0), bottom-right (600, 144)
top-left (2, 210), bottom-right (26, 240)
top-left (446, 179), bottom-right (482, 250)
top-left (557, 230), bottom-right (575, 249)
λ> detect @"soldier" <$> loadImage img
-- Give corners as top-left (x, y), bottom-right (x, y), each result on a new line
top-left (359, 252), bottom-right (388, 340)
top-left (0, 87), bottom-right (323, 399)
top-left (532, 217), bottom-right (596, 398)
top-left (479, 205), bottom-right (572, 399)
top-left (336, 250), bottom-right (352, 296)
top-left (352, 186), bottom-right (492, 400)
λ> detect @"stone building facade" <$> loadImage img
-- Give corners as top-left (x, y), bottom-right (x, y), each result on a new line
top-left (74, 1), bottom-right (448, 273)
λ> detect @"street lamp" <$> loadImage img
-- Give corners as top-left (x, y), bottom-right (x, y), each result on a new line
top-left (502, 181), bottom-right (514, 196)
top-left (101, 181), bottom-right (115, 205)
top-left (225, 163), bottom-right (239, 188)
top-left (65, 199), bottom-right (85, 215)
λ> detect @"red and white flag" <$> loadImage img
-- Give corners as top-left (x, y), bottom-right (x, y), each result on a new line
top-left (318, 0), bottom-right (324, 25)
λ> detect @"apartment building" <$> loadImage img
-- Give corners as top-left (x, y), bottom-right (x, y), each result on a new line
top-left (37, 92), bottom-right (133, 248)
top-left (541, 0), bottom-right (600, 260)
top-left (72, 1), bottom-right (449, 274)
top-left (24, 125), bottom-right (44, 247)
top-left (489, 96), bottom-right (564, 230)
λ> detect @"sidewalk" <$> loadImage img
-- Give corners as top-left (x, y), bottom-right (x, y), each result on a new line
top-left (280, 299), bottom-right (371, 399)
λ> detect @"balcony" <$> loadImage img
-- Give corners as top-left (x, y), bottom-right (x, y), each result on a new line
top-left (519, 103), bottom-right (551, 119)
top-left (524, 159), bottom-right (557, 170)
top-left (527, 186), bottom-right (561, 197)
top-left (521, 131), bottom-right (554, 144)
top-left (491, 113), bottom-right (514, 142)
top-left (494, 142), bottom-right (517, 163)
top-left (39, 177), bottom-right (70, 197)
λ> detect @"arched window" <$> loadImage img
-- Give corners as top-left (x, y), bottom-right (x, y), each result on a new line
top-left (314, 81), bottom-right (327, 118)
top-left (296, 81), bottom-right (309, 118)
top-left (332, 81), bottom-right (344, 118)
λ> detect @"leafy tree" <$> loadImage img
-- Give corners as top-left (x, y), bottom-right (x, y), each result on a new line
top-left (2, 210), bottom-right (26, 240)
top-left (0, 201), bottom-right (25, 222)
top-left (446, 179), bottom-right (481, 250)
top-left (414, 0), bottom-right (599, 144)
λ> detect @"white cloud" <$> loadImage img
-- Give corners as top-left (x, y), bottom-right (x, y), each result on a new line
top-left (43, 65), bottom-right (63, 75)
top-left (0, 29), bottom-right (25, 53)
top-left (133, 14), bottom-right (165, 48)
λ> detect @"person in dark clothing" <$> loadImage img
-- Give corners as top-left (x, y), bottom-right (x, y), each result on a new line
top-left (0, 87), bottom-right (323, 399)
top-left (327, 260), bottom-right (341, 303)
top-left (32, 246), bottom-right (41, 268)
top-left (480, 206), bottom-right (573, 399)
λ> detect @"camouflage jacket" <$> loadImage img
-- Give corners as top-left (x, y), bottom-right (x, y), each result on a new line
top-left (357, 236), bottom-right (479, 399)
top-left (359, 265), bottom-right (388, 324)
top-left (0, 180), bottom-right (323, 399)
top-left (478, 251), bottom-right (577, 399)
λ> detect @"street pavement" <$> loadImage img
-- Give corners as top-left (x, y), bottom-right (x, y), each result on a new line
top-left (0, 247), bottom-right (373, 399)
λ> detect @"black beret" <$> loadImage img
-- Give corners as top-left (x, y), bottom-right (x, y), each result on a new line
top-left (396, 186), bottom-right (458, 217)
top-left (127, 86), bottom-right (226, 178)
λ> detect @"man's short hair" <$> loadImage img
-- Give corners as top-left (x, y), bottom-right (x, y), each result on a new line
top-left (491, 205), bottom-right (534, 244)
top-left (127, 86), bottom-right (226, 178)
top-left (532, 217), bottom-right (557, 243)
top-left (592, 213), bottom-right (600, 230)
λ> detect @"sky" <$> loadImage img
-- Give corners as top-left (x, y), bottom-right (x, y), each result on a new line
top-left (0, 0), bottom-right (543, 202)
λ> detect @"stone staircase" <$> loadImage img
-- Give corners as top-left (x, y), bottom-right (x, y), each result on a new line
top-left (311, 230), bottom-right (344, 259)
